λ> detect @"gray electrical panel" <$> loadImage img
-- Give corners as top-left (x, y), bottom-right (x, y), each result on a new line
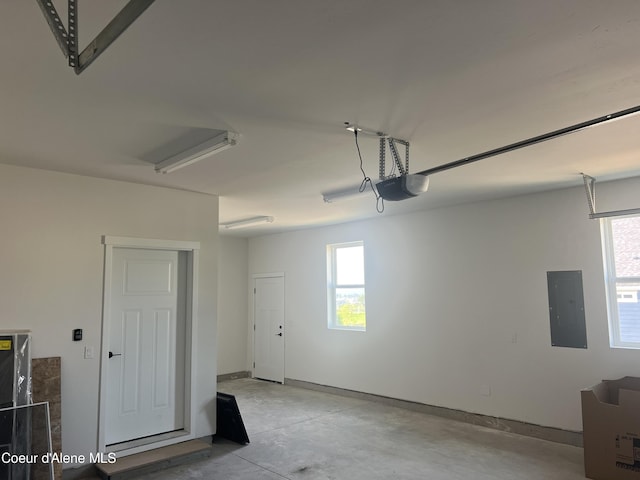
top-left (547, 271), bottom-right (587, 348)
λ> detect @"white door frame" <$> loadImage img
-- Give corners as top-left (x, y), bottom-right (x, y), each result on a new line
top-left (251, 273), bottom-right (285, 382)
top-left (99, 235), bottom-right (200, 457)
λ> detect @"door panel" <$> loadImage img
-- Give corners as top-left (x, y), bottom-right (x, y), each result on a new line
top-left (153, 309), bottom-right (172, 408)
top-left (106, 248), bottom-right (184, 445)
top-left (119, 310), bottom-right (141, 414)
top-left (254, 276), bottom-right (285, 383)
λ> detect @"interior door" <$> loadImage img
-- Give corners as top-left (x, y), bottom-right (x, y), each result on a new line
top-left (105, 247), bottom-right (185, 445)
top-left (253, 276), bottom-right (285, 383)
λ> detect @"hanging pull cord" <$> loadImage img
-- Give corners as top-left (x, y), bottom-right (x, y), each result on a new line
top-left (354, 130), bottom-right (384, 213)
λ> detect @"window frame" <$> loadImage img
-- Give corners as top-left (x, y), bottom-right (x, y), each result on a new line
top-left (326, 241), bottom-right (366, 332)
top-left (601, 215), bottom-right (640, 349)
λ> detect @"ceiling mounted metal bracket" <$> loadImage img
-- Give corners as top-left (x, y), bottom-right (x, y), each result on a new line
top-left (36, 0), bottom-right (156, 74)
top-left (379, 137), bottom-right (386, 180)
top-left (36, 0), bottom-right (69, 56)
top-left (377, 136), bottom-right (410, 180)
top-left (582, 173), bottom-right (597, 217)
top-left (68, 0), bottom-right (78, 69)
top-left (581, 173), bottom-right (640, 219)
top-left (345, 125), bottom-right (409, 180)
top-left (388, 138), bottom-right (407, 177)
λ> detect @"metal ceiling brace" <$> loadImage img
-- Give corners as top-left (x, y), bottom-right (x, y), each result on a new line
top-left (582, 174), bottom-right (596, 216)
top-left (581, 173), bottom-right (640, 219)
top-left (379, 137), bottom-right (386, 180)
top-left (68, 0), bottom-right (77, 69)
top-left (346, 127), bottom-right (411, 181)
top-left (36, 0), bottom-right (156, 74)
top-left (36, 0), bottom-right (69, 56)
top-left (376, 136), bottom-right (410, 180)
top-left (388, 138), bottom-right (408, 177)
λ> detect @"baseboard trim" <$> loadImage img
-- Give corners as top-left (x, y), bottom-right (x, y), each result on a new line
top-left (284, 378), bottom-right (583, 448)
top-left (217, 371), bottom-right (251, 382)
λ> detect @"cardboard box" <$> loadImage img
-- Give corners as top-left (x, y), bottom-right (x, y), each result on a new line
top-left (582, 377), bottom-right (640, 480)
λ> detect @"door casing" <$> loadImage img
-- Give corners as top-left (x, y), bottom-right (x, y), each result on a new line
top-left (99, 235), bottom-right (200, 457)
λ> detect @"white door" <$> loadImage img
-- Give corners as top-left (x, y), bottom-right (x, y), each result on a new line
top-left (105, 248), bottom-right (185, 445)
top-left (254, 276), bottom-right (285, 383)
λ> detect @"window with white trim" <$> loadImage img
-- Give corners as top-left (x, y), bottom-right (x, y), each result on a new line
top-left (601, 215), bottom-right (640, 348)
top-left (327, 241), bottom-right (366, 331)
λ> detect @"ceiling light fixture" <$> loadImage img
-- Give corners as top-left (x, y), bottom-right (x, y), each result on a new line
top-left (155, 131), bottom-right (238, 174)
top-left (322, 184), bottom-right (370, 203)
top-left (220, 216), bottom-right (274, 230)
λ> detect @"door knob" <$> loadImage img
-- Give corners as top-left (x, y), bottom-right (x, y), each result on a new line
top-left (108, 351), bottom-right (122, 358)
top-left (276, 333), bottom-right (283, 337)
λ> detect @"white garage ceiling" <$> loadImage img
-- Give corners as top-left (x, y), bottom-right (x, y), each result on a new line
top-left (2, 0), bottom-right (640, 235)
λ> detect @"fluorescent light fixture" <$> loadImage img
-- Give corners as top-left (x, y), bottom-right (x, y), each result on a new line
top-left (155, 131), bottom-right (238, 174)
top-left (220, 216), bottom-right (274, 230)
top-left (322, 184), bottom-right (370, 203)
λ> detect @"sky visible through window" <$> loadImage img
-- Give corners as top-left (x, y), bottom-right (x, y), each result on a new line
top-left (336, 246), bottom-right (364, 285)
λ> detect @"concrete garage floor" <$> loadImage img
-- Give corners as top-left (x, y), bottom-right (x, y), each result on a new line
top-left (136, 378), bottom-right (585, 480)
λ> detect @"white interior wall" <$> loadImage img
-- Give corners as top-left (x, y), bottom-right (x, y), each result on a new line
top-left (247, 176), bottom-right (640, 432)
top-left (217, 236), bottom-right (249, 374)
top-left (0, 164), bottom-right (219, 464)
